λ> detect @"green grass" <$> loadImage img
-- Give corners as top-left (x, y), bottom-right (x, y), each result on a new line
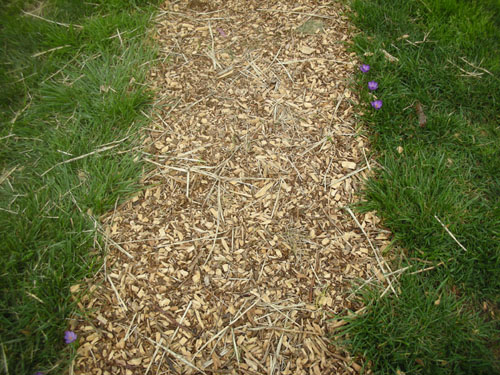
top-left (340, 274), bottom-right (497, 374)
top-left (0, 0), bottom-right (160, 373)
top-left (335, 0), bottom-right (500, 374)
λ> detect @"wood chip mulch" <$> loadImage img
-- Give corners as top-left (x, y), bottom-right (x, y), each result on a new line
top-left (73, 1), bottom-right (392, 374)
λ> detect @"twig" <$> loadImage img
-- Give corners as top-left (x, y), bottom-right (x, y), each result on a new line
top-left (326, 350), bottom-right (362, 372)
top-left (155, 350), bottom-right (169, 375)
top-left (308, 250), bottom-right (320, 302)
top-left (88, 212), bottom-right (135, 259)
top-left (247, 326), bottom-right (319, 335)
top-left (251, 294), bottom-right (300, 327)
top-left (195, 327), bottom-right (230, 359)
top-left (381, 49), bottom-right (399, 62)
top-left (182, 94), bottom-right (214, 113)
top-left (434, 215), bottom-right (467, 252)
top-left (25, 291), bottom-right (45, 304)
top-left (9, 99), bottom-right (32, 123)
top-left (277, 59), bottom-right (294, 82)
top-left (265, 45), bottom-right (282, 72)
top-left (270, 333), bottom-right (283, 375)
top-left (13, 72), bottom-right (37, 84)
top-left (299, 137), bottom-right (327, 156)
top-left (164, 98), bottom-right (182, 117)
top-left (229, 298), bottom-right (259, 325)
top-left (416, 0), bottom-right (432, 13)
top-left (195, 298), bottom-right (259, 358)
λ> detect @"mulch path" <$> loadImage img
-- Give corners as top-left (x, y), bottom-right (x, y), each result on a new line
top-left (73, 1), bottom-right (392, 374)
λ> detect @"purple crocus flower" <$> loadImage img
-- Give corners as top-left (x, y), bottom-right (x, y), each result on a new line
top-left (34, 372), bottom-right (44, 375)
top-left (368, 81), bottom-right (379, 91)
top-left (64, 330), bottom-right (77, 344)
top-left (371, 100), bottom-right (383, 110)
top-left (359, 64), bottom-right (370, 73)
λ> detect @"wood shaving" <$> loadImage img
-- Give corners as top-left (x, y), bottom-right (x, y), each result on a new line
top-left (74, 1), bottom-right (391, 374)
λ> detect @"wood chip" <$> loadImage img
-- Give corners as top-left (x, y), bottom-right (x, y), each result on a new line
top-left (75, 2), bottom-right (392, 374)
top-left (299, 45), bottom-right (315, 55)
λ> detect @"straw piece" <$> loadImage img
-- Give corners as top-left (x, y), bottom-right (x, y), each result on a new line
top-left (330, 166), bottom-right (368, 187)
top-left (22, 11), bottom-right (83, 28)
top-left (145, 337), bottom-right (164, 375)
top-left (143, 336), bottom-right (207, 375)
top-left (434, 215), bottom-right (468, 252)
top-left (345, 207), bottom-right (397, 295)
top-left (107, 275), bottom-right (127, 311)
top-left (41, 144), bottom-right (121, 177)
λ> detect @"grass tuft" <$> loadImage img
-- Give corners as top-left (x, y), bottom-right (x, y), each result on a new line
top-left (338, 274), bottom-right (498, 375)
top-left (336, 0), bottom-right (500, 373)
top-left (0, 0), bottom-right (161, 373)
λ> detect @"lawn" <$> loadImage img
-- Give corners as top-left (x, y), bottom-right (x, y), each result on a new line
top-left (0, 0), bottom-right (159, 373)
top-left (336, 0), bottom-right (500, 374)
